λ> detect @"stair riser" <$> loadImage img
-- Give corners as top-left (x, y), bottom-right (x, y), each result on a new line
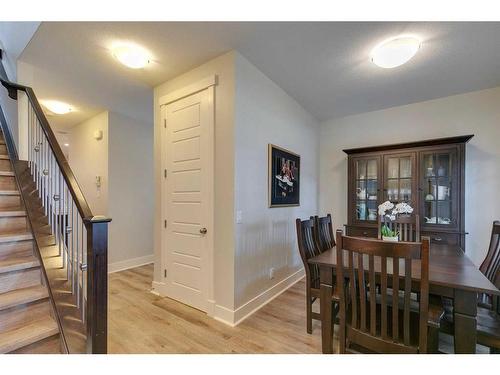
top-left (0, 160), bottom-right (12, 171)
top-left (0, 240), bottom-right (33, 260)
top-left (0, 196), bottom-right (21, 209)
top-left (0, 299), bottom-right (50, 332)
top-left (0, 267), bottom-right (41, 294)
top-left (0, 176), bottom-right (16, 190)
top-left (0, 216), bottom-right (28, 234)
top-left (9, 333), bottom-right (61, 354)
top-left (0, 145), bottom-right (7, 155)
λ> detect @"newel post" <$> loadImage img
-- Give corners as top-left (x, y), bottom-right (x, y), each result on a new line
top-left (85, 216), bottom-right (111, 354)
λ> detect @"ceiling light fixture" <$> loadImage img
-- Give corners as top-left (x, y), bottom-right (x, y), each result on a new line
top-left (112, 42), bottom-right (151, 69)
top-left (41, 100), bottom-right (73, 115)
top-left (370, 36), bottom-right (421, 69)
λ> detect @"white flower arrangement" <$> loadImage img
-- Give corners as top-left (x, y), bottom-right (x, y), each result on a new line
top-left (378, 200), bottom-right (414, 239)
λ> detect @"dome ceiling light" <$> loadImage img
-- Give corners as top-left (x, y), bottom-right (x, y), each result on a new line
top-left (41, 100), bottom-right (73, 115)
top-left (112, 42), bottom-right (151, 69)
top-left (370, 36), bottom-right (421, 69)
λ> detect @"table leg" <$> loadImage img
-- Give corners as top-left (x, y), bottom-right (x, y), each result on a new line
top-left (320, 266), bottom-right (334, 354)
top-left (453, 289), bottom-right (477, 353)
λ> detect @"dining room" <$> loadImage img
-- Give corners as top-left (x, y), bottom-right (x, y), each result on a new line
top-left (1, 13), bottom-right (499, 363)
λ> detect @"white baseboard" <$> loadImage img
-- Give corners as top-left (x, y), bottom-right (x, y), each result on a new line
top-left (108, 254), bottom-right (154, 273)
top-left (233, 268), bottom-right (304, 325)
top-left (212, 268), bottom-right (305, 327)
top-left (150, 268), bottom-right (304, 327)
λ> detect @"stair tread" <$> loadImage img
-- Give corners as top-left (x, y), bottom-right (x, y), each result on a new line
top-left (0, 317), bottom-right (58, 353)
top-left (0, 232), bottom-right (33, 243)
top-left (0, 171), bottom-right (14, 176)
top-left (0, 255), bottom-right (39, 273)
top-left (0, 285), bottom-right (48, 311)
top-left (0, 207), bottom-right (26, 217)
top-left (0, 190), bottom-right (20, 196)
top-left (0, 155), bottom-right (9, 160)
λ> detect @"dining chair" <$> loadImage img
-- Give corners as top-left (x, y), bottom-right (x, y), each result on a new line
top-left (441, 221), bottom-right (500, 353)
top-left (296, 218), bottom-right (339, 334)
top-left (479, 221), bottom-right (500, 308)
top-left (312, 214), bottom-right (336, 253)
top-left (378, 214), bottom-right (420, 242)
top-left (335, 231), bottom-right (442, 353)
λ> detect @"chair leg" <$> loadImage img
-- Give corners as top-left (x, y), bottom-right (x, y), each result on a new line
top-left (306, 289), bottom-right (312, 334)
top-left (427, 326), bottom-right (439, 354)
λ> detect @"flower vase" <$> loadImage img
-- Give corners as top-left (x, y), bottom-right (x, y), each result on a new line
top-left (382, 236), bottom-right (399, 242)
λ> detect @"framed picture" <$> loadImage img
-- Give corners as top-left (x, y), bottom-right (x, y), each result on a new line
top-left (268, 144), bottom-right (300, 207)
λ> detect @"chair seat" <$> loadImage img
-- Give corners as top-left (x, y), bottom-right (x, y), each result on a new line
top-left (372, 292), bottom-right (443, 328)
top-left (477, 307), bottom-right (500, 340)
top-left (441, 299), bottom-right (500, 349)
top-left (311, 283), bottom-right (340, 301)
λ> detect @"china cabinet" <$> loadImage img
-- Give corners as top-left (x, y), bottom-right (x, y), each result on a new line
top-left (344, 135), bottom-right (473, 250)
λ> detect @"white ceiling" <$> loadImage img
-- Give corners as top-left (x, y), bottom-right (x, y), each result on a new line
top-left (16, 22), bottom-right (500, 127)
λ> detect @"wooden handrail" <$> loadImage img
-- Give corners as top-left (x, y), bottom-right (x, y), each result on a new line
top-left (0, 78), bottom-right (95, 221)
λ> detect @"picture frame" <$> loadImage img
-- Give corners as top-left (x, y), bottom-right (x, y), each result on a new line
top-left (268, 144), bottom-right (300, 207)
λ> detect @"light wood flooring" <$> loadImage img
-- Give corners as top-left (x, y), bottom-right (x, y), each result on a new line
top-left (108, 264), bottom-right (480, 354)
top-left (109, 264), bottom-right (326, 353)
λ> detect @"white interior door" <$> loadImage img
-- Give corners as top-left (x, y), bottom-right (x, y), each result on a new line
top-left (162, 89), bottom-right (213, 312)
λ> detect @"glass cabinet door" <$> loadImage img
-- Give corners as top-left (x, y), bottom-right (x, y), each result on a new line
top-left (383, 153), bottom-right (416, 206)
top-left (420, 148), bottom-right (458, 228)
top-left (353, 157), bottom-right (380, 222)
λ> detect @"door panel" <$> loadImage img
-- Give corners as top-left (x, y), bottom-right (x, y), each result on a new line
top-left (163, 90), bottom-right (212, 312)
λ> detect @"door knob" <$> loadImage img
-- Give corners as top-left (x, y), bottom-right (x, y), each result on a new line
top-left (199, 227), bottom-right (208, 235)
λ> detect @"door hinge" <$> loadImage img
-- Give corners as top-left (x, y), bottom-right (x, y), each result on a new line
top-left (164, 119), bottom-right (167, 128)
top-left (164, 220), bottom-right (167, 228)
top-left (164, 269), bottom-right (167, 278)
top-left (164, 169), bottom-right (167, 178)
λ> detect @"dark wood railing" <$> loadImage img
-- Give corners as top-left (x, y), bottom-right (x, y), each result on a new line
top-left (0, 50), bottom-right (110, 354)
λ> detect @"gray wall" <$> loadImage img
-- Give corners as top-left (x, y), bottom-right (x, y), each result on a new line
top-left (108, 111), bottom-right (154, 267)
top-left (234, 52), bottom-right (320, 308)
top-left (319, 86), bottom-right (500, 266)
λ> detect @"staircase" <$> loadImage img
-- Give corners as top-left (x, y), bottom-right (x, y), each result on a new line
top-left (0, 49), bottom-right (110, 353)
top-left (0, 134), bottom-right (61, 353)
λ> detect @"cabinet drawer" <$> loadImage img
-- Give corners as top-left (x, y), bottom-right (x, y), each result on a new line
top-left (346, 227), bottom-right (378, 238)
top-left (421, 232), bottom-right (460, 246)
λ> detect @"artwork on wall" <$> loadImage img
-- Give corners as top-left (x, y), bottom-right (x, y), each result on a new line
top-left (268, 144), bottom-right (300, 207)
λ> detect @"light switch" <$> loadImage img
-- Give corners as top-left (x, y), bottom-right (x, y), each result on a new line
top-left (236, 210), bottom-right (243, 224)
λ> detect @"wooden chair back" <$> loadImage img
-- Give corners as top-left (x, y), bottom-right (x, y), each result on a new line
top-left (480, 221), bottom-right (500, 285)
top-left (378, 214), bottom-right (420, 242)
top-left (296, 218), bottom-right (321, 288)
top-left (479, 221), bottom-right (500, 308)
top-left (312, 214), bottom-right (335, 252)
top-left (336, 230), bottom-right (430, 353)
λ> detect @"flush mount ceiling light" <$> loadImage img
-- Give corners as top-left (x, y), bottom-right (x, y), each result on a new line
top-left (112, 42), bottom-right (151, 69)
top-left (41, 100), bottom-right (73, 115)
top-left (370, 36), bottom-right (421, 69)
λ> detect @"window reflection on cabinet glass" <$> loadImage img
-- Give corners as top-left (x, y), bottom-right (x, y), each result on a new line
top-left (422, 151), bottom-right (453, 225)
top-left (355, 159), bottom-right (378, 221)
top-left (388, 158), bottom-right (399, 179)
top-left (386, 156), bottom-right (412, 203)
top-left (400, 158), bottom-right (412, 178)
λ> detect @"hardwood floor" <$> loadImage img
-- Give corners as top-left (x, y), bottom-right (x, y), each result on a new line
top-left (108, 264), bottom-right (486, 354)
top-left (108, 264), bottom-right (327, 353)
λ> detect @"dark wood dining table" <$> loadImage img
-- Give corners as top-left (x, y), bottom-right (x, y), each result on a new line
top-left (308, 243), bottom-right (500, 354)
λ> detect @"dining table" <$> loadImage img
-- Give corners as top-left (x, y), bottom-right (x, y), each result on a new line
top-left (308, 242), bottom-right (500, 354)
